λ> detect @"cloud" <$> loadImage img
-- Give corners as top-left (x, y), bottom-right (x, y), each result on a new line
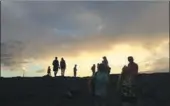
top-left (144, 57), bottom-right (169, 73)
top-left (1, 1), bottom-right (169, 72)
top-left (1, 41), bottom-right (30, 71)
top-left (1, 0), bottom-right (169, 2)
top-left (36, 69), bottom-right (46, 73)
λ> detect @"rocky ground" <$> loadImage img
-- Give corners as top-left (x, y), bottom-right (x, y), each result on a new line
top-left (0, 73), bottom-right (170, 106)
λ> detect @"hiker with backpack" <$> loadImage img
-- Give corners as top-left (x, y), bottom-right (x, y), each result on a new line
top-left (89, 63), bottom-right (109, 106)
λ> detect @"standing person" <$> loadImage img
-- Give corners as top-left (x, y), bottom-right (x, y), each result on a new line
top-left (117, 56), bottom-right (138, 106)
top-left (102, 56), bottom-right (110, 74)
top-left (102, 56), bottom-right (108, 67)
top-left (52, 57), bottom-right (59, 77)
top-left (73, 64), bottom-right (77, 77)
top-left (90, 63), bottom-right (109, 106)
top-left (60, 58), bottom-right (66, 76)
top-left (91, 64), bottom-right (96, 76)
top-left (127, 56), bottom-right (138, 78)
top-left (47, 66), bottom-right (51, 76)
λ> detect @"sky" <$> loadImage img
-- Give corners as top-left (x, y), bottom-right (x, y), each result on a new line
top-left (1, 1), bottom-right (169, 77)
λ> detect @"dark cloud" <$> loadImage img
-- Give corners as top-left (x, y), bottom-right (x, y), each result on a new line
top-left (1, 41), bottom-right (30, 71)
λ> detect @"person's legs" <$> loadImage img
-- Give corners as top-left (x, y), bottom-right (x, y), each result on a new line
top-left (53, 68), bottom-right (55, 77)
top-left (61, 69), bottom-right (63, 76)
top-left (63, 69), bottom-right (65, 76)
top-left (54, 71), bottom-right (56, 77)
top-left (74, 71), bottom-right (76, 77)
top-left (53, 67), bottom-right (58, 77)
top-left (54, 69), bottom-right (58, 77)
top-left (56, 69), bottom-right (58, 76)
top-left (54, 71), bottom-right (55, 77)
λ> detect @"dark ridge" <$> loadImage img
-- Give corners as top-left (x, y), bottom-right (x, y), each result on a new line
top-left (0, 73), bottom-right (170, 106)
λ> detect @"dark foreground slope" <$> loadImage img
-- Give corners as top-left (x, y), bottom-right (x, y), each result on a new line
top-left (0, 73), bottom-right (170, 106)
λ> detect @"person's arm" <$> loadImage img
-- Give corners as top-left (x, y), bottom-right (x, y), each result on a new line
top-left (65, 62), bottom-right (66, 69)
top-left (136, 64), bottom-right (138, 74)
top-left (134, 63), bottom-right (138, 76)
top-left (91, 66), bottom-right (93, 70)
top-left (57, 61), bottom-right (60, 69)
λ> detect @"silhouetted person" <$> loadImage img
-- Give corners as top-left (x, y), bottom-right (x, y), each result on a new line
top-left (47, 66), bottom-right (51, 76)
top-left (91, 64), bottom-right (96, 76)
top-left (52, 57), bottom-right (59, 77)
top-left (127, 56), bottom-right (138, 77)
top-left (117, 56), bottom-right (138, 106)
top-left (73, 64), bottom-right (77, 77)
top-left (90, 63), bottom-right (109, 106)
top-left (102, 56), bottom-right (111, 74)
top-left (102, 56), bottom-right (108, 67)
top-left (60, 58), bottom-right (66, 76)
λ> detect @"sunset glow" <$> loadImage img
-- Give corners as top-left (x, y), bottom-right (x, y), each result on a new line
top-left (1, 1), bottom-right (169, 77)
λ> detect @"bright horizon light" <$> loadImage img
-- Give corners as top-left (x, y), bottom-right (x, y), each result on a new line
top-left (1, 1), bottom-right (169, 77)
